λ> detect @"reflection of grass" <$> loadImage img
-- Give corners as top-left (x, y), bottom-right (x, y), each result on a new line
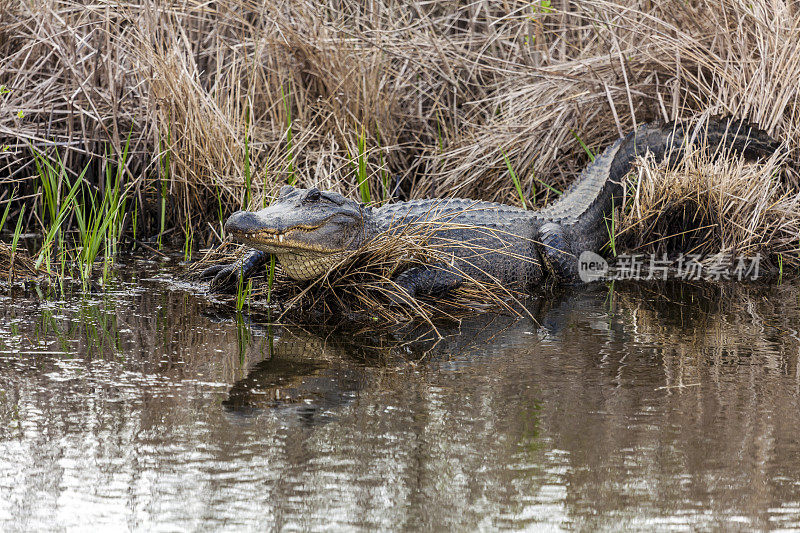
top-left (235, 312), bottom-right (252, 365)
top-left (604, 280), bottom-right (616, 313)
top-left (39, 307), bottom-right (72, 355)
top-left (35, 295), bottom-right (122, 359)
top-left (516, 401), bottom-right (544, 455)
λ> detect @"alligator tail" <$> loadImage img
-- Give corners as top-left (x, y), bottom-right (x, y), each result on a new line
top-left (689, 116), bottom-right (782, 161)
top-left (538, 117), bottom-right (781, 257)
top-left (609, 117), bottom-right (781, 184)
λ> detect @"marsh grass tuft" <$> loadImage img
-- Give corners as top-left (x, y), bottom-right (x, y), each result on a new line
top-left (32, 151), bottom-right (86, 272)
top-left (616, 141), bottom-right (799, 273)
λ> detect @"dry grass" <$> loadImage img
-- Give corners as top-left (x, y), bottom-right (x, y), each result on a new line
top-left (1, 0), bottom-right (799, 299)
top-left (1, 1), bottom-right (798, 231)
top-left (619, 138), bottom-right (800, 269)
top-left (0, 242), bottom-right (42, 283)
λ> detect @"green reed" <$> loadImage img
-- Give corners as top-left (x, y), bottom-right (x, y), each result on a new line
top-left (571, 130), bottom-right (596, 162)
top-left (502, 149), bottom-right (526, 209)
top-left (236, 273), bottom-right (252, 312)
top-left (266, 254), bottom-right (276, 304)
top-left (356, 128), bottom-right (370, 204)
top-left (0, 191), bottom-right (13, 233)
top-left (604, 196), bottom-right (618, 257)
top-left (32, 149), bottom-right (86, 272)
top-left (158, 122), bottom-right (172, 250)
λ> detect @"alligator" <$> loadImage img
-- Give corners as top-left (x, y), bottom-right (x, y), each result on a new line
top-left (203, 118), bottom-right (779, 300)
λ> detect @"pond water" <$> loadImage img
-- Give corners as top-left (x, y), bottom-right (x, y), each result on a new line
top-left (1, 257), bottom-right (799, 531)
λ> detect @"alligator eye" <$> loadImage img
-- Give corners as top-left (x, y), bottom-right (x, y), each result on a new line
top-left (304, 187), bottom-right (321, 203)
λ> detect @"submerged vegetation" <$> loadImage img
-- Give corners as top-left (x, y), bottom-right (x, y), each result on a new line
top-left (1, 0), bottom-right (799, 307)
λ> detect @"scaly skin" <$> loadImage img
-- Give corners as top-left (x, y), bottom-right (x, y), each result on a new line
top-left (203, 118), bottom-right (779, 298)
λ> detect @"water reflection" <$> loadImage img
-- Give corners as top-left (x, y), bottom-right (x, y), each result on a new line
top-left (1, 264), bottom-right (799, 530)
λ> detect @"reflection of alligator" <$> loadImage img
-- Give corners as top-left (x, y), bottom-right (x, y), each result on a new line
top-left (221, 292), bottom-right (571, 421)
top-left (223, 354), bottom-right (357, 423)
top-left (222, 327), bottom-right (382, 423)
top-left (222, 280), bottom-right (786, 424)
top-left (205, 118), bottom-right (778, 298)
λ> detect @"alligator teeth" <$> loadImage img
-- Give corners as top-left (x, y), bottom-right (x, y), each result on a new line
top-left (278, 234), bottom-right (284, 242)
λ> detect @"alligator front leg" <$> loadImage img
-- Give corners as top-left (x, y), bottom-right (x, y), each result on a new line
top-left (201, 249), bottom-right (268, 293)
top-left (386, 265), bottom-right (464, 306)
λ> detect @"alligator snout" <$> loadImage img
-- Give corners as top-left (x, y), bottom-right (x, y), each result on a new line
top-left (224, 210), bottom-right (270, 235)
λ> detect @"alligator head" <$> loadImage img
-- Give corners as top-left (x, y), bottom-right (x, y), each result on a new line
top-left (224, 185), bottom-right (368, 280)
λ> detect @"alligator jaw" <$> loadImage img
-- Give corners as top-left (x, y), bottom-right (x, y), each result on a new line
top-left (230, 227), bottom-right (347, 255)
top-left (228, 227), bottom-right (353, 280)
